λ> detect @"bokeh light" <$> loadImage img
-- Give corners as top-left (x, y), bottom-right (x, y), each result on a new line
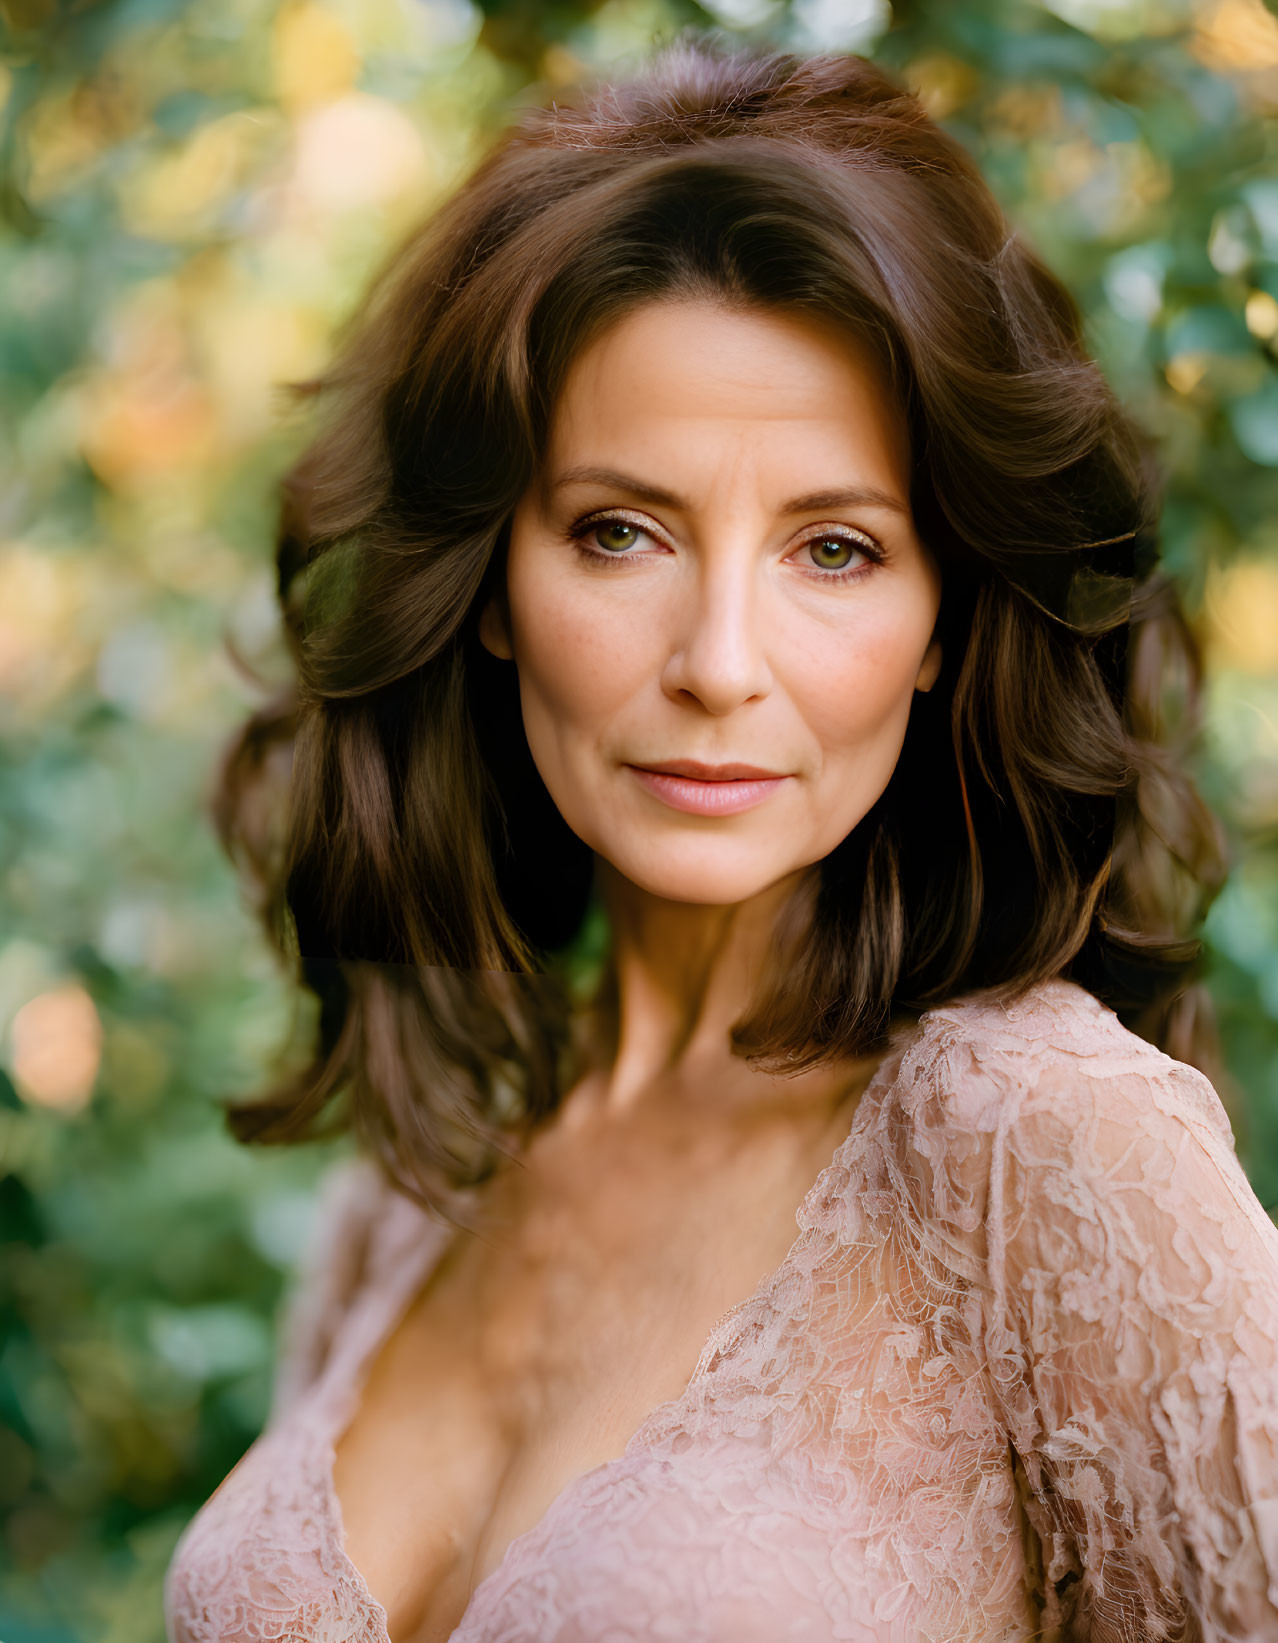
top-left (10, 986), bottom-right (102, 1114)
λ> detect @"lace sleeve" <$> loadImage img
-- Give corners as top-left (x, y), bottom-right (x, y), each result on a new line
top-left (978, 1040), bottom-right (1278, 1640)
top-left (267, 1153), bottom-right (388, 1426)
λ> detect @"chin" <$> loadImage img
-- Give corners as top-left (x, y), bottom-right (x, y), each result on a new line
top-left (601, 843), bottom-right (798, 908)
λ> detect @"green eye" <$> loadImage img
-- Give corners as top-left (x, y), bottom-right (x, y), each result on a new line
top-left (809, 536), bottom-right (861, 571)
top-left (595, 521), bottom-right (641, 553)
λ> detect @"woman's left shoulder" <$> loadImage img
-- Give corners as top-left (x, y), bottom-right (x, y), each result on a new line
top-left (897, 973), bottom-right (1238, 1155)
top-left (928, 981), bottom-right (1278, 1639)
top-left (881, 974), bottom-right (1263, 1266)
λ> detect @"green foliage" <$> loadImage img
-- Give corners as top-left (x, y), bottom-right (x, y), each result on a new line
top-left (1, 0), bottom-right (1275, 1636)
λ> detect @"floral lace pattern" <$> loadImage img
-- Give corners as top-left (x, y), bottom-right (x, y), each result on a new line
top-left (163, 978), bottom-right (1278, 1641)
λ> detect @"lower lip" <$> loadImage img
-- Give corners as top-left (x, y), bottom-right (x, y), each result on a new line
top-left (627, 767), bottom-right (791, 816)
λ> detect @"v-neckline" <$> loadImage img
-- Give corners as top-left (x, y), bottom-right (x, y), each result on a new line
top-left (316, 1022), bottom-right (916, 1642)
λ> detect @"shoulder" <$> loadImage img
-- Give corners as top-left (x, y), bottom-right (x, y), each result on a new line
top-left (881, 976), bottom-right (1257, 1270)
top-left (895, 973), bottom-right (1237, 1155)
top-left (302, 1150), bottom-right (439, 1276)
top-left (301, 1151), bottom-right (398, 1287)
top-left (909, 985), bottom-right (1278, 1638)
top-left (268, 1151), bottom-right (434, 1423)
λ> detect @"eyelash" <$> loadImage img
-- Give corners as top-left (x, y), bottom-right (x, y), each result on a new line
top-left (567, 509), bottom-right (886, 585)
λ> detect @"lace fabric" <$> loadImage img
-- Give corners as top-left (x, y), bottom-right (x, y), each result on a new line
top-left (163, 978), bottom-right (1278, 1641)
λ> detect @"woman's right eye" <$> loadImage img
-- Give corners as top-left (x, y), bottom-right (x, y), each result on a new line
top-left (589, 519), bottom-right (645, 553)
top-left (569, 512), bottom-right (658, 564)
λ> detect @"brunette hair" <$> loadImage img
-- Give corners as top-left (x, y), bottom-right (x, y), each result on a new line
top-left (211, 34), bottom-right (1229, 1213)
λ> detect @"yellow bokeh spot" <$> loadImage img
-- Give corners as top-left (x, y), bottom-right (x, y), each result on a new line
top-left (1111, 140), bottom-right (1172, 209)
top-left (1205, 556), bottom-right (1278, 675)
top-left (202, 297), bottom-right (327, 441)
top-left (904, 54), bottom-right (980, 121)
top-left (80, 374), bottom-right (218, 491)
top-left (1193, 0), bottom-right (1278, 71)
top-left (1245, 290), bottom-right (1278, 340)
top-left (541, 45), bottom-right (589, 88)
top-left (76, 281), bottom-right (224, 490)
top-left (1165, 352), bottom-right (1210, 394)
top-left (1041, 137), bottom-right (1105, 200)
top-left (272, 1), bottom-right (361, 115)
top-left (0, 545), bottom-right (98, 721)
top-left (11, 985), bottom-right (103, 1115)
top-left (117, 111), bottom-right (280, 243)
top-left (986, 82), bottom-right (1064, 141)
top-left (1040, 136), bottom-right (1170, 218)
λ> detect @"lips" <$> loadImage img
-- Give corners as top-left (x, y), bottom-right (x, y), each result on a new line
top-left (625, 762), bottom-right (792, 818)
top-left (629, 760), bottom-right (784, 781)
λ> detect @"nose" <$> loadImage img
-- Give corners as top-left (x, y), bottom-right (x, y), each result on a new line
top-left (659, 547), bottom-right (774, 717)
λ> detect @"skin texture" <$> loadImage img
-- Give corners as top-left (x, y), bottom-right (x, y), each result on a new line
top-left (331, 298), bottom-right (947, 1642)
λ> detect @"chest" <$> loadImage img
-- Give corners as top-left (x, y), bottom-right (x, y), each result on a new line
top-left (329, 1096), bottom-right (873, 1643)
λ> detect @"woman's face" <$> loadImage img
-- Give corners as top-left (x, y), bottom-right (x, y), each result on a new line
top-left (480, 298), bottom-right (943, 908)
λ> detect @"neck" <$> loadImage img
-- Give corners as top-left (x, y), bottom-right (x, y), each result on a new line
top-left (580, 855), bottom-right (815, 1112)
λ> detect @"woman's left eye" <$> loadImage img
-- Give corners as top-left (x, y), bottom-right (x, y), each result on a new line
top-left (796, 531), bottom-right (882, 580)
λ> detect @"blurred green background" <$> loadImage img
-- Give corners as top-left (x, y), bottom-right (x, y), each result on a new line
top-left (1, 0), bottom-right (1276, 1637)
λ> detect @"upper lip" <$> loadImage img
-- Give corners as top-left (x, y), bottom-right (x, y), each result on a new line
top-left (629, 759), bottom-right (787, 781)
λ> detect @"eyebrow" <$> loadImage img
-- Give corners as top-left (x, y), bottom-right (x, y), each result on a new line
top-left (548, 464), bottom-right (911, 518)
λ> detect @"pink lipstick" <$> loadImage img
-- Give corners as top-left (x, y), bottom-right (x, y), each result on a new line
top-left (626, 760), bottom-right (791, 817)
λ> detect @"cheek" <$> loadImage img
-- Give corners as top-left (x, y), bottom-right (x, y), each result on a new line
top-left (508, 564), bottom-right (644, 726)
top-left (789, 599), bottom-right (931, 753)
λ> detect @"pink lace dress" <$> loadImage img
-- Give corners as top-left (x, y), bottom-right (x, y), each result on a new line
top-left (163, 977), bottom-right (1278, 1641)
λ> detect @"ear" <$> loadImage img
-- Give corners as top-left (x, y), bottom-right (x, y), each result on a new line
top-left (478, 592), bottom-right (514, 661)
top-left (914, 634), bottom-right (942, 694)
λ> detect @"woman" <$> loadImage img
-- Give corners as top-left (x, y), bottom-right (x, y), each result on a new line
top-left (164, 35), bottom-right (1278, 1643)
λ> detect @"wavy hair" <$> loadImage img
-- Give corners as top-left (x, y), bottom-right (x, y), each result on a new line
top-left (210, 35), bottom-right (1229, 1215)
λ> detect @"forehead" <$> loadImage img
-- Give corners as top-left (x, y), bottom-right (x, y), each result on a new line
top-left (543, 298), bottom-right (910, 488)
